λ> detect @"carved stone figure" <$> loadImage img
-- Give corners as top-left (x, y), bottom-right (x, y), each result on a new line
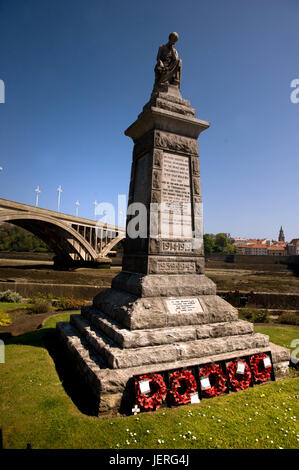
top-left (153, 32), bottom-right (182, 91)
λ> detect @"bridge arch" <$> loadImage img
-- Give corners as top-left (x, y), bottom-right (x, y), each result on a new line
top-left (0, 211), bottom-right (98, 264)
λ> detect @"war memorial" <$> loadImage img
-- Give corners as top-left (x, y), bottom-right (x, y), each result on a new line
top-left (56, 33), bottom-right (290, 415)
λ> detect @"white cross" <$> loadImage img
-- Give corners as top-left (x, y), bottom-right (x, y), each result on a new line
top-left (75, 200), bottom-right (80, 217)
top-left (132, 404), bottom-right (140, 415)
top-left (35, 185), bottom-right (41, 207)
top-left (57, 185), bottom-right (63, 212)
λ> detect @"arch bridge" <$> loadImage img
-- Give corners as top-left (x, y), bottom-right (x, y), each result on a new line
top-left (0, 198), bottom-right (125, 268)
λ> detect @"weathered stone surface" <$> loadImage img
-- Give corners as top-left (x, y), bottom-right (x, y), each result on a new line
top-left (57, 321), bottom-right (289, 404)
top-left (268, 341), bottom-right (290, 363)
top-left (149, 238), bottom-right (203, 255)
top-left (273, 361), bottom-right (290, 378)
top-left (69, 314), bottom-right (269, 370)
top-left (81, 306), bottom-right (253, 348)
top-left (92, 289), bottom-right (238, 330)
top-left (147, 256), bottom-right (204, 274)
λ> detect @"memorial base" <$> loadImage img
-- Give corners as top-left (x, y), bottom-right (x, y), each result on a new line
top-left (56, 279), bottom-right (290, 416)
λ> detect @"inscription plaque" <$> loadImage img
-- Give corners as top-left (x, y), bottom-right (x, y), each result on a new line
top-left (161, 153), bottom-right (192, 238)
top-left (155, 261), bottom-right (196, 273)
top-left (166, 298), bottom-right (203, 314)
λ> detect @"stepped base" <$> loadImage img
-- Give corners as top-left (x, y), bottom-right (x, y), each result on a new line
top-left (56, 288), bottom-right (290, 416)
top-left (56, 320), bottom-right (290, 415)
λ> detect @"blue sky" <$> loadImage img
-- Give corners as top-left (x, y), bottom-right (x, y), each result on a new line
top-left (0, 0), bottom-right (298, 240)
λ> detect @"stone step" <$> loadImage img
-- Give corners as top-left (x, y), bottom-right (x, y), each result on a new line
top-left (55, 321), bottom-right (107, 396)
top-left (56, 321), bottom-right (289, 414)
top-left (81, 306), bottom-right (254, 349)
top-left (70, 314), bottom-right (269, 370)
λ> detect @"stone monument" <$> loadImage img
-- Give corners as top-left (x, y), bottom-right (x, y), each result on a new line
top-left (57, 33), bottom-right (290, 415)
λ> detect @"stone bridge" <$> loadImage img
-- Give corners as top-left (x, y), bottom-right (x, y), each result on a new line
top-left (0, 198), bottom-right (125, 268)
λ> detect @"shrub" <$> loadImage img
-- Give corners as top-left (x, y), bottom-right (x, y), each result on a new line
top-left (54, 298), bottom-right (89, 310)
top-left (238, 309), bottom-right (255, 322)
top-left (238, 309), bottom-right (270, 323)
top-left (279, 312), bottom-right (299, 326)
top-left (0, 312), bottom-right (11, 326)
top-left (0, 290), bottom-right (23, 303)
top-left (28, 293), bottom-right (54, 304)
top-left (253, 310), bottom-right (270, 323)
top-left (29, 300), bottom-right (53, 314)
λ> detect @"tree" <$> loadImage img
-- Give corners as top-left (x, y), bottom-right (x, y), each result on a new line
top-left (214, 233), bottom-right (229, 252)
top-left (0, 223), bottom-right (49, 252)
top-left (203, 233), bottom-right (215, 254)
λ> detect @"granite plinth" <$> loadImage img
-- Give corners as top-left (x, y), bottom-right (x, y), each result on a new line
top-left (56, 319), bottom-right (290, 415)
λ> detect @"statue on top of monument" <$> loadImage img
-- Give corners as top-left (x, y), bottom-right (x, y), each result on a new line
top-left (153, 32), bottom-right (182, 91)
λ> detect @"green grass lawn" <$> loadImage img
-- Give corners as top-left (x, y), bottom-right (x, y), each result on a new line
top-left (0, 302), bottom-right (32, 313)
top-left (254, 324), bottom-right (299, 350)
top-left (0, 313), bottom-right (298, 449)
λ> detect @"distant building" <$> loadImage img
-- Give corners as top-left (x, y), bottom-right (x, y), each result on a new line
top-left (236, 244), bottom-right (268, 255)
top-left (267, 246), bottom-right (285, 256)
top-left (233, 235), bottom-right (288, 256)
top-left (278, 226), bottom-right (285, 242)
top-left (287, 239), bottom-right (299, 255)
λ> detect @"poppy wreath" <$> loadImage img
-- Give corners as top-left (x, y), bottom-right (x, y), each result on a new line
top-left (198, 363), bottom-right (227, 397)
top-left (168, 369), bottom-right (198, 405)
top-left (250, 353), bottom-right (272, 383)
top-left (227, 359), bottom-right (252, 391)
top-left (135, 373), bottom-right (167, 411)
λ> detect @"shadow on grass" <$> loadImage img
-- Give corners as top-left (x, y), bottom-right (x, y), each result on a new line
top-left (4, 325), bottom-right (100, 417)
